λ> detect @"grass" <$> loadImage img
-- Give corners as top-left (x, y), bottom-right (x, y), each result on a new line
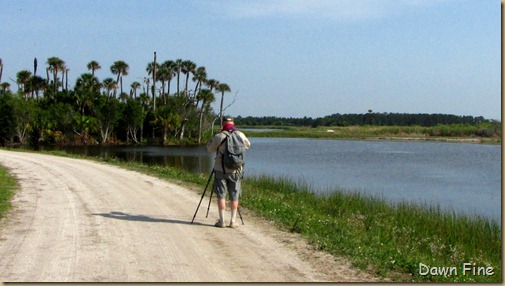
top-left (242, 124), bottom-right (502, 144)
top-left (0, 165), bottom-right (18, 220)
top-left (121, 154), bottom-right (502, 282)
top-left (239, 175), bottom-right (501, 282)
top-left (0, 149), bottom-right (501, 282)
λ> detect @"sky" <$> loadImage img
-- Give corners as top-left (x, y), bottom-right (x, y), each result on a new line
top-left (0, 0), bottom-right (501, 120)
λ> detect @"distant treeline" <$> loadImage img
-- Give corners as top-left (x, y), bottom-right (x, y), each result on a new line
top-left (235, 113), bottom-right (498, 127)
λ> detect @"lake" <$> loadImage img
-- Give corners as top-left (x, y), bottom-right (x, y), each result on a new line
top-left (42, 138), bottom-right (501, 222)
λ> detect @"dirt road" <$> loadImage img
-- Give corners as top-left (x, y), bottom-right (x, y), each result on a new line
top-left (0, 150), bottom-right (379, 282)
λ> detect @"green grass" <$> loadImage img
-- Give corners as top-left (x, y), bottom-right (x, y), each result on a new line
top-left (0, 165), bottom-right (18, 220)
top-left (243, 124), bottom-right (501, 144)
top-left (239, 175), bottom-right (501, 282)
top-left (1, 149), bottom-right (501, 282)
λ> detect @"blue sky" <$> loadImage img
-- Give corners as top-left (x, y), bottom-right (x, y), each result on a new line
top-left (0, 0), bottom-right (500, 120)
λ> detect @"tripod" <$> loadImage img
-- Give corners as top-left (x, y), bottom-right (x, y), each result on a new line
top-left (191, 170), bottom-right (244, 225)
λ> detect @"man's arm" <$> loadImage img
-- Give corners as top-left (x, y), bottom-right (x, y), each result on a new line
top-left (207, 133), bottom-right (224, 153)
top-left (239, 132), bottom-right (251, 150)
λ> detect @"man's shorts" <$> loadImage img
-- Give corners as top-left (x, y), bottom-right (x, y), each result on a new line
top-left (213, 171), bottom-right (241, 201)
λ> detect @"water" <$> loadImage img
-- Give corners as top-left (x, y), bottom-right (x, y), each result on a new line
top-left (42, 138), bottom-right (501, 222)
top-left (245, 138), bottom-right (501, 222)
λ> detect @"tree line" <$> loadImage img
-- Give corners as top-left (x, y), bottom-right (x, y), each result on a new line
top-left (0, 55), bottom-right (233, 146)
top-left (235, 112), bottom-right (498, 128)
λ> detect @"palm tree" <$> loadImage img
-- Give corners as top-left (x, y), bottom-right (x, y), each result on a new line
top-left (75, 73), bottom-right (101, 93)
top-left (56, 59), bottom-right (66, 90)
top-left (156, 60), bottom-right (175, 104)
top-left (161, 60), bottom-right (175, 96)
top-left (130, 81), bottom-right (141, 98)
top-left (102, 77), bottom-right (115, 98)
top-left (87, 60), bottom-right (101, 76)
top-left (119, 92), bottom-right (129, 103)
top-left (46, 57), bottom-right (65, 94)
top-left (146, 61), bottom-right (160, 104)
top-left (181, 60), bottom-right (196, 97)
top-left (192, 66), bottom-right (207, 106)
top-left (193, 66), bottom-right (207, 90)
top-left (75, 73), bottom-right (100, 115)
top-left (16, 70), bottom-right (32, 99)
top-left (0, 82), bottom-right (10, 92)
top-left (29, 76), bottom-right (46, 99)
top-left (215, 83), bottom-right (231, 125)
top-left (139, 92), bottom-right (150, 106)
top-left (206, 79), bottom-right (219, 92)
top-left (64, 67), bottom-right (69, 91)
top-left (110, 60), bottom-right (129, 97)
top-left (197, 88), bottom-right (215, 143)
top-left (174, 59), bottom-right (183, 96)
top-left (143, 77), bottom-right (150, 97)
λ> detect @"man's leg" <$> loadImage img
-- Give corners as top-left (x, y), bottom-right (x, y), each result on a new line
top-left (228, 173), bottom-right (241, 227)
top-left (213, 171), bottom-right (227, 228)
top-left (217, 198), bottom-right (226, 226)
top-left (230, 200), bottom-right (239, 224)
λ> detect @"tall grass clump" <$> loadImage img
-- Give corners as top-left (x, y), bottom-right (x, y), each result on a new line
top-left (240, 175), bottom-right (501, 282)
top-left (0, 165), bottom-right (18, 219)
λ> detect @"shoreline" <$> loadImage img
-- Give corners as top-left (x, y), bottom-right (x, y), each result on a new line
top-left (240, 125), bottom-right (501, 144)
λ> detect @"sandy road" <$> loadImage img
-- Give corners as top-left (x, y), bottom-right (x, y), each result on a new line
top-left (0, 150), bottom-right (379, 282)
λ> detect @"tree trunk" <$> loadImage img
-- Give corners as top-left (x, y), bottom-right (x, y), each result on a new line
top-left (53, 70), bottom-right (58, 95)
top-left (219, 92), bottom-right (224, 125)
top-left (179, 120), bottom-right (187, 141)
top-left (198, 111), bottom-right (204, 144)
top-left (153, 52), bottom-right (157, 112)
top-left (33, 58), bottom-right (37, 76)
top-left (114, 74), bottom-right (120, 98)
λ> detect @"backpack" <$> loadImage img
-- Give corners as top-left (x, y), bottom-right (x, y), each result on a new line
top-left (221, 131), bottom-right (246, 171)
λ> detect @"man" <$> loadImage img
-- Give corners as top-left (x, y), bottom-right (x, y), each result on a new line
top-left (207, 118), bottom-right (251, 228)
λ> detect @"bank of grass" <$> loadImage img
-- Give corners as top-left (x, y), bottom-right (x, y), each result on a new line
top-left (243, 124), bottom-right (501, 143)
top-left (240, 176), bottom-right (501, 282)
top-left (4, 149), bottom-right (502, 282)
top-left (0, 165), bottom-right (18, 220)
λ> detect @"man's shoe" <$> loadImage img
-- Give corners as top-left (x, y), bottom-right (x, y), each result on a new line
top-left (229, 221), bottom-right (238, 228)
top-left (214, 220), bottom-right (225, 228)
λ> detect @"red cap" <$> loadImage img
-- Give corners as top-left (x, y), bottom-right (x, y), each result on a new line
top-left (222, 118), bottom-right (235, 131)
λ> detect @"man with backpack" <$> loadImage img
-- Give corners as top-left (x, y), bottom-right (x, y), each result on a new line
top-left (207, 118), bottom-right (250, 228)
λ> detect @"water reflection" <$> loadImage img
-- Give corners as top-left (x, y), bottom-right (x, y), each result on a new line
top-left (44, 145), bottom-right (215, 174)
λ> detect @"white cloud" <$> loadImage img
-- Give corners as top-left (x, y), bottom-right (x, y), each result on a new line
top-left (221, 0), bottom-right (385, 20)
top-left (200, 0), bottom-right (461, 22)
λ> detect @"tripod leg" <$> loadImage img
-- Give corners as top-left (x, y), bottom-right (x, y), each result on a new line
top-left (205, 183), bottom-right (214, 218)
top-left (191, 170), bottom-right (214, 224)
top-left (238, 207), bottom-right (244, 225)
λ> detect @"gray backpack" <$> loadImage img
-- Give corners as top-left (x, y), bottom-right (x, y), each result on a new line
top-left (221, 131), bottom-right (246, 171)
